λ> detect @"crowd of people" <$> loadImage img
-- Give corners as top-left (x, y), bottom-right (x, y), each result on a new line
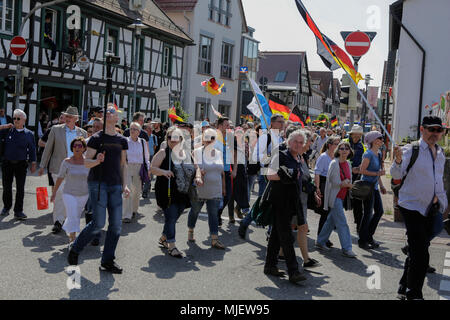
top-left (0, 104), bottom-right (448, 300)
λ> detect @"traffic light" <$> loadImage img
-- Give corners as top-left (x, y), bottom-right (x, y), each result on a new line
top-left (22, 77), bottom-right (36, 95)
top-left (4, 75), bottom-right (16, 94)
top-left (340, 85), bottom-right (350, 109)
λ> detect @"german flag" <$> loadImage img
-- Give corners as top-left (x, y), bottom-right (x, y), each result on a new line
top-left (289, 105), bottom-right (304, 127)
top-left (313, 119), bottom-right (327, 125)
top-left (294, 0), bottom-right (363, 84)
top-left (330, 115), bottom-right (338, 127)
top-left (168, 107), bottom-right (183, 123)
top-left (305, 116), bottom-right (311, 124)
top-left (268, 95), bottom-right (291, 120)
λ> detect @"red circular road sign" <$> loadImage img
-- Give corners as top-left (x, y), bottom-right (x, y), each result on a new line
top-left (344, 31), bottom-right (371, 57)
top-left (10, 36), bottom-right (27, 56)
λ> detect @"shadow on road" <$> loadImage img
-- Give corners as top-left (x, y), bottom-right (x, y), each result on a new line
top-left (62, 271), bottom-right (118, 300)
top-left (140, 248), bottom-right (200, 279)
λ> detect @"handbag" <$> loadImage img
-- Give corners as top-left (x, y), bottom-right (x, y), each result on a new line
top-left (36, 187), bottom-right (49, 210)
top-left (250, 181), bottom-right (274, 227)
top-left (350, 180), bottom-right (374, 201)
top-left (139, 139), bottom-right (150, 184)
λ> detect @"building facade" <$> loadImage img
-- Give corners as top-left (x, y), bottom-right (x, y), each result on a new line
top-left (389, 0), bottom-right (450, 142)
top-left (0, 0), bottom-right (193, 133)
top-left (257, 51), bottom-right (311, 119)
top-left (155, 0), bottom-right (248, 123)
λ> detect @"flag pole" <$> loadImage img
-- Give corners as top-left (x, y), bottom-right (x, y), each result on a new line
top-left (245, 73), bottom-right (270, 129)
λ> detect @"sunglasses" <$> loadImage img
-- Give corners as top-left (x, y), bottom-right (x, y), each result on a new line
top-left (339, 147), bottom-right (350, 151)
top-left (205, 136), bottom-right (216, 141)
top-left (73, 144), bottom-right (84, 149)
top-left (106, 108), bottom-right (116, 114)
top-left (426, 127), bottom-right (444, 133)
top-left (13, 117), bottom-right (22, 121)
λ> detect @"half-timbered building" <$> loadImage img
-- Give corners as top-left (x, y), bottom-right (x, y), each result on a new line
top-left (0, 0), bottom-right (193, 134)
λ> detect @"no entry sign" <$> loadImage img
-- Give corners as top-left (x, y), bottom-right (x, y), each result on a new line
top-left (10, 36), bottom-right (27, 56)
top-left (344, 31), bottom-right (371, 57)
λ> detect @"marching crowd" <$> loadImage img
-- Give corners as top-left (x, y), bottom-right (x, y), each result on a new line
top-left (0, 104), bottom-right (448, 300)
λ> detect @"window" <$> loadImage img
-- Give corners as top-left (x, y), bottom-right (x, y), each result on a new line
top-left (41, 7), bottom-right (63, 51)
top-left (0, 0), bottom-right (14, 34)
top-left (217, 0), bottom-right (223, 23)
top-left (221, 43), bottom-right (233, 79)
top-left (195, 102), bottom-right (208, 121)
top-left (162, 45), bottom-right (173, 76)
top-left (139, 37), bottom-right (145, 71)
top-left (209, 0), bottom-right (214, 20)
top-left (274, 71), bottom-right (287, 82)
top-left (198, 35), bottom-right (213, 74)
top-left (105, 27), bottom-right (119, 55)
top-left (218, 104), bottom-right (230, 118)
top-left (225, 0), bottom-right (231, 26)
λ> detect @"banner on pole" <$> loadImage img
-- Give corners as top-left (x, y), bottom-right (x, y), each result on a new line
top-left (154, 86), bottom-right (170, 111)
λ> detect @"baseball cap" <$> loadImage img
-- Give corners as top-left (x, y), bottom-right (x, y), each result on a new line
top-left (422, 116), bottom-right (443, 128)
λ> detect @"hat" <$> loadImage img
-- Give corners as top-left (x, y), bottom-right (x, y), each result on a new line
top-left (62, 106), bottom-right (79, 116)
top-left (91, 106), bottom-right (102, 113)
top-left (422, 116), bottom-right (443, 128)
top-left (151, 118), bottom-right (161, 123)
top-left (364, 131), bottom-right (383, 146)
top-left (201, 121), bottom-right (210, 128)
top-left (349, 125), bottom-right (364, 135)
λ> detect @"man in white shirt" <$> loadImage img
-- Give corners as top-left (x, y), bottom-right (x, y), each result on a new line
top-left (391, 116), bottom-right (448, 300)
top-left (310, 128), bottom-right (327, 161)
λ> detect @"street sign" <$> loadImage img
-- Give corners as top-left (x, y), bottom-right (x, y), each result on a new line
top-left (344, 31), bottom-right (371, 57)
top-left (240, 66), bottom-right (248, 73)
top-left (77, 55), bottom-right (90, 71)
top-left (10, 36), bottom-right (27, 56)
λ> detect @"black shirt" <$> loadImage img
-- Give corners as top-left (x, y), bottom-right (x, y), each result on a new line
top-left (87, 132), bottom-right (128, 185)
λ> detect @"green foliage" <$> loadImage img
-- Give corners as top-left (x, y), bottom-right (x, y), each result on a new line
top-left (444, 146), bottom-right (450, 157)
top-left (174, 101), bottom-right (190, 122)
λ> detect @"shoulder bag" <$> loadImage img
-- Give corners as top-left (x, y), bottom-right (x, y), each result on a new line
top-left (139, 139), bottom-right (150, 184)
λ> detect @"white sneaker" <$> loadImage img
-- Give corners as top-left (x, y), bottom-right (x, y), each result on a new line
top-left (342, 250), bottom-right (357, 258)
top-left (315, 242), bottom-right (331, 251)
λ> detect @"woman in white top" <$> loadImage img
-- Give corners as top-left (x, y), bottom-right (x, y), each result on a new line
top-left (123, 122), bottom-right (150, 223)
top-left (51, 137), bottom-right (92, 243)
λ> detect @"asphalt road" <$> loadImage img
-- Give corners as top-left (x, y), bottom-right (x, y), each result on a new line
top-left (0, 173), bottom-right (449, 300)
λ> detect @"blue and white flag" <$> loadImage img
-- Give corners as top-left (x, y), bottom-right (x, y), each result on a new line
top-left (248, 78), bottom-right (272, 129)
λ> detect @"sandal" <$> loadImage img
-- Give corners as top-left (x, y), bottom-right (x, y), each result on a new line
top-left (211, 239), bottom-right (225, 250)
top-left (158, 237), bottom-right (168, 249)
top-left (168, 247), bottom-right (183, 258)
top-left (188, 230), bottom-right (195, 242)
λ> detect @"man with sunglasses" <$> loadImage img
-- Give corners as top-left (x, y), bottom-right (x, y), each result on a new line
top-left (0, 109), bottom-right (37, 220)
top-left (39, 106), bottom-right (87, 233)
top-left (391, 116), bottom-right (448, 300)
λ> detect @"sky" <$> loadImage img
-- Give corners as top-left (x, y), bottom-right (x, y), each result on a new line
top-left (241, 0), bottom-right (398, 92)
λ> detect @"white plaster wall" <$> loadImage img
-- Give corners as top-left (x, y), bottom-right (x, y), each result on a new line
top-left (392, 0), bottom-right (450, 142)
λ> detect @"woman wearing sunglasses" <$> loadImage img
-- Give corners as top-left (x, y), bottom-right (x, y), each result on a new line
top-left (315, 141), bottom-right (357, 258)
top-left (51, 137), bottom-right (92, 244)
top-left (187, 128), bottom-right (226, 249)
top-left (358, 131), bottom-right (387, 250)
top-left (151, 127), bottom-right (191, 258)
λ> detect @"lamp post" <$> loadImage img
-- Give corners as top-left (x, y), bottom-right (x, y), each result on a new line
top-left (362, 74), bottom-right (373, 129)
top-left (128, 18), bottom-right (147, 121)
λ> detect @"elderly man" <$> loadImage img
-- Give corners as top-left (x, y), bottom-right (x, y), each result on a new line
top-left (39, 106), bottom-right (87, 233)
top-left (0, 109), bottom-right (37, 220)
top-left (123, 112), bottom-right (149, 141)
top-left (311, 127), bottom-right (327, 161)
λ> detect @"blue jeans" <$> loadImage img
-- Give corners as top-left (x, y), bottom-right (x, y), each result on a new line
top-left (188, 199), bottom-right (221, 236)
top-left (163, 203), bottom-right (186, 243)
top-left (317, 198), bottom-right (353, 252)
top-left (359, 189), bottom-right (383, 244)
top-left (247, 174), bottom-right (258, 200)
top-left (258, 174), bottom-right (267, 197)
top-left (72, 182), bottom-right (123, 263)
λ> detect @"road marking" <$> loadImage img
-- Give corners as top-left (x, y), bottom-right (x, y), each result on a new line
top-left (444, 269), bottom-right (450, 277)
top-left (445, 259), bottom-right (450, 267)
top-left (446, 252), bottom-right (450, 258)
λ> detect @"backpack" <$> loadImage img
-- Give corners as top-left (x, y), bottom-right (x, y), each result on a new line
top-left (250, 181), bottom-right (274, 227)
top-left (391, 141), bottom-right (420, 197)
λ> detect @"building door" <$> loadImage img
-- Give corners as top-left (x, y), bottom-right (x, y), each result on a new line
top-left (38, 85), bottom-right (81, 125)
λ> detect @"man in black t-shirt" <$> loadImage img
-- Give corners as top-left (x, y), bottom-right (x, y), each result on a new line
top-left (68, 106), bottom-right (130, 274)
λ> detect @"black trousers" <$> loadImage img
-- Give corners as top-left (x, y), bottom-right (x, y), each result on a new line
top-left (2, 160), bottom-right (28, 213)
top-left (265, 204), bottom-right (299, 276)
top-left (399, 206), bottom-right (433, 300)
top-left (351, 173), bottom-right (363, 231)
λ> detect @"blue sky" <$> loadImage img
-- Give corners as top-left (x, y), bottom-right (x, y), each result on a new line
top-left (242, 0), bottom-right (398, 91)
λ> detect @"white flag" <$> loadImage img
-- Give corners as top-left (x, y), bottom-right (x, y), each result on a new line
top-left (246, 97), bottom-right (262, 118)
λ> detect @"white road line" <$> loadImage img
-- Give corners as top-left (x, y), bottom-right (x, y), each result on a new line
top-left (445, 259), bottom-right (450, 267)
top-left (446, 252), bottom-right (450, 258)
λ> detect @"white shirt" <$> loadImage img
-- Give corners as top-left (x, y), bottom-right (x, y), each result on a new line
top-left (390, 138), bottom-right (448, 216)
top-left (126, 137), bottom-right (150, 168)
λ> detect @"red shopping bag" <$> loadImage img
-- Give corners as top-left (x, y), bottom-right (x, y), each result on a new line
top-left (36, 187), bottom-right (49, 210)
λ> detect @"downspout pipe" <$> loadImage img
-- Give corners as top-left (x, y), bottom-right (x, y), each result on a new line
top-left (390, 7), bottom-right (426, 140)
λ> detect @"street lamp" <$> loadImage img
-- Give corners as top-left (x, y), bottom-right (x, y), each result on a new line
top-left (363, 74), bottom-right (373, 128)
top-left (128, 18), bottom-right (147, 121)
